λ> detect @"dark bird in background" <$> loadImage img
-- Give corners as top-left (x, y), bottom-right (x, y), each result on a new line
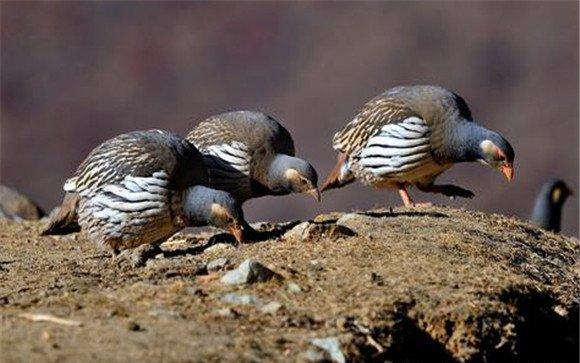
top-left (186, 111), bottom-right (319, 238)
top-left (42, 130), bottom-right (247, 254)
top-left (0, 185), bottom-right (45, 221)
top-left (321, 85), bottom-right (515, 206)
top-left (530, 180), bottom-right (573, 233)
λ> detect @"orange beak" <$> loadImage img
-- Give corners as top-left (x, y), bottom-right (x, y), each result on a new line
top-left (500, 164), bottom-right (514, 181)
top-left (306, 188), bottom-right (321, 202)
top-left (229, 225), bottom-right (245, 244)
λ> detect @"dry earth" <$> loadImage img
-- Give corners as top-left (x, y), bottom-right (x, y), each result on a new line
top-left (1, 206), bottom-right (578, 362)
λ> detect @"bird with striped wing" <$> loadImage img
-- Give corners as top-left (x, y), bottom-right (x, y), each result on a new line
top-left (186, 111), bottom-right (320, 205)
top-left (321, 85), bottom-right (515, 206)
top-left (43, 130), bottom-right (248, 256)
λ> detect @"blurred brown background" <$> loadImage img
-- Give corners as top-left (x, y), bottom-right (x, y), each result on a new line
top-left (1, 2), bottom-right (578, 236)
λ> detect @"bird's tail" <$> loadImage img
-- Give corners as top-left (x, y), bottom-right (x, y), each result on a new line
top-left (40, 192), bottom-right (81, 235)
top-left (320, 153), bottom-right (355, 192)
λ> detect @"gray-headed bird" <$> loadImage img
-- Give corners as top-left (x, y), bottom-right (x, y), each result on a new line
top-left (42, 130), bottom-right (247, 255)
top-left (186, 111), bottom-right (320, 205)
top-left (321, 85), bottom-right (515, 206)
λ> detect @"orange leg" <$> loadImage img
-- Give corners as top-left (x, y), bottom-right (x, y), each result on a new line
top-left (397, 184), bottom-right (431, 208)
top-left (397, 184), bottom-right (415, 207)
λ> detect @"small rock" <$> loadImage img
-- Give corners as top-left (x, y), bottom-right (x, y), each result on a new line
top-left (336, 213), bottom-right (373, 233)
top-left (287, 282), bottom-right (302, 294)
top-left (221, 293), bottom-right (261, 306)
top-left (221, 259), bottom-right (283, 285)
top-left (283, 221), bottom-right (356, 242)
top-left (302, 348), bottom-right (326, 362)
top-left (207, 257), bottom-right (229, 272)
top-left (309, 337), bottom-right (345, 363)
top-left (214, 307), bottom-right (240, 318)
top-left (260, 301), bottom-right (283, 315)
top-left (204, 243), bottom-right (235, 253)
top-left (283, 221), bottom-right (311, 241)
top-left (148, 308), bottom-right (181, 319)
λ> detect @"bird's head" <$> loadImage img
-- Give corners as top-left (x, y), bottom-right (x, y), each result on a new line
top-left (183, 186), bottom-right (246, 243)
top-left (477, 132), bottom-right (515, 181)
top-left (545, 180), bottom-right (573, 206)
top-left (270, 155), bottom-right (320, 201)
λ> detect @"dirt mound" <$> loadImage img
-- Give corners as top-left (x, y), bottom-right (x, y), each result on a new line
top-left (1, 206), bottom-right (578, 362)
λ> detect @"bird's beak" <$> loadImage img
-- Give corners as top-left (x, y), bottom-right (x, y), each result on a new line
top-left (229, 225), bottom-right (245, 244)
top-left (500, 164), bottom-right (514, 182)
top-left (306, 188), bottom-right (321, 202)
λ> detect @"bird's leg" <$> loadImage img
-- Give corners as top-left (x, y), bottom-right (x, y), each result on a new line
top-left (397, 183), bottom-right (431, 207)
top-left (397, 184), bottom-right (415, 207)
top-left (418, 184), bottom-right (475, 199)
top-left (114, 244), bottom-right (163, 268)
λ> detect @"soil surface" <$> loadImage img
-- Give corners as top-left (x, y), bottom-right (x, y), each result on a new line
top-left (1, 206), bottom-right (578, 362)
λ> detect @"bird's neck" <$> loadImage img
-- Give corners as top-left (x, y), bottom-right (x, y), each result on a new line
top-left (266, 155), bottom-right (293, 192)
top-left (444, 121), bottom-right (491, 163)
top-left (181, 186), bottom-right (208, 227)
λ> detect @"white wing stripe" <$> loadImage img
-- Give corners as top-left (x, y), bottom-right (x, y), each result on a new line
top-left (359, 153), bottom-right (428, 168)
top-left (357, 116), bottom-right (432, 177)
top-left (360, 144), bottom-right (431, 158)
top-left (367, 136), bottom-right (429, 148)
top-left (204, 144), bottom-right (250, 176)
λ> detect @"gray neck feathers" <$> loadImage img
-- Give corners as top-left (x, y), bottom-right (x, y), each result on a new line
top-left (442, 121), bottom-right (496, 163)
top-left (267, 154), bottom-right (295, 192)
top-left (182, 186), bottom-right (235, 227)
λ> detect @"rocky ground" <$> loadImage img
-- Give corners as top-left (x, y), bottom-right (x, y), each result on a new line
top-left (1, 206), bottom-right (578, 362)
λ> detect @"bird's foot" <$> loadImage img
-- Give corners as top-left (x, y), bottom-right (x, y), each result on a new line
top-left (113, 244), bottom-right (163, 268)
top-left (437, 185), bottom-right (475, 199)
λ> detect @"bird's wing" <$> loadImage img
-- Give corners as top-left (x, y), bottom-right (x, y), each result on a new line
top-left (333, 96), bottom-right (422, 155)
top-left (70, 130), bottom-right (189, 195)
top-left (333, 97), bottom-right (436, 178)
top-left (186, 116), bottom-right (241, 150)
top-left (198, 141), bottom-right (253, 202)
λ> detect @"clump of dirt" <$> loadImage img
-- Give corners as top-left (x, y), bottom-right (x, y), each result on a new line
top-left (1, 206), bottom-right (578, 362)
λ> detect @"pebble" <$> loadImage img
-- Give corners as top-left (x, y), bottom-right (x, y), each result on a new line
top-left (260, 301), bottom-right (283, 315)
top-left (283, 221), bottom-right (356, 242)
top-left (336, 213), bottom-right (374, 233)
top-left (214, 307), bottom-right (240, 318)
top-left (303, 348), bottom-right (326, 362)
top-left (309, 337), bottom-right (345, 363)
top-left (204, 243), bottom-right (235, 253)
top-left (287, 282), bottom-right (302, 294)
top-left (207, 257), bottom-right (229, 272)
top-left (221, 293), bottom-right (261, 306)
top-left (221, 259), bottom-right (283, 285)
top-left (148, 308), bottom-right (181, 319)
